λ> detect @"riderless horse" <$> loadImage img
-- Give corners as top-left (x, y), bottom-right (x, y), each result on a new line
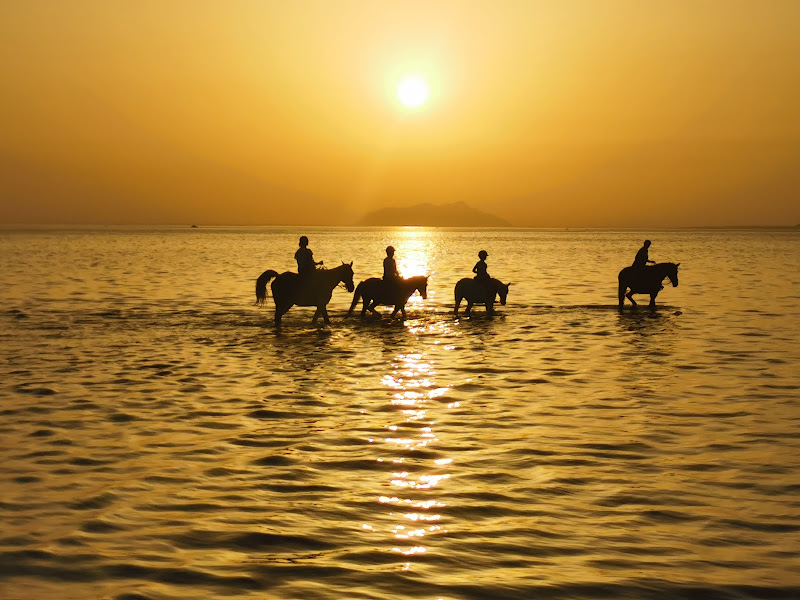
top-left (255, 262), bottom-right (355, 326)
top-left (618, 262), bottom-right (679, 308)
top-left (453, 278), bottom-right (510, 316)
top-left (347, 276), bottom-right (428, 319)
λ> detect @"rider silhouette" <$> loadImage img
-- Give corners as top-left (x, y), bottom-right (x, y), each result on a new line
top-left (473, 250), bottom-right (492, 300)
top-left (473, 250), bottom-right (490, 282)
top-left (383, 246), bottom-right (400, 294)
top-left (632, 240), bottom-right (655, 269)
top-left (295, 236), bottom-right (322, 277)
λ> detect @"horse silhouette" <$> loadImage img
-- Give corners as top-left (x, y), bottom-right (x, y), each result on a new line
top-left (618, 262), bottom-right (679, 308)
top-left (255, 262), bottom-right (355, 326)
top-left (347, 276), bottom-right (428, 319)
top-left (454, 278), bottom-right (510, 315)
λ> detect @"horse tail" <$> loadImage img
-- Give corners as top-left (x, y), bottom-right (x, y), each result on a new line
top-left (618, 273), bottom-right (627, 306)
top-left (347, 282), bottom-right (364, 316)
top-left (255, 270), bottom-right (279, 306)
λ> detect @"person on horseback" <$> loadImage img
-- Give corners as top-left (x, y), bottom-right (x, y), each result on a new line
top-left (632, 240), bottom-right (655, 270)
top-left (473, 250), bottom-right (490, 282)
top-left (295, 236), bottom-right (322, 277)
top-left (473, 250), bottom-right (492, 302)
top-left (383, 246), bottom-right (400, 295)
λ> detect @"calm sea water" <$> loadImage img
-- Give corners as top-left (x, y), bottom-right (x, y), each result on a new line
top-left (1, 226), bottom-right (799, 600)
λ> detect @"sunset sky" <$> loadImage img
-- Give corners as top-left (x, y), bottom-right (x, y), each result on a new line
top-left (1, 1), bottom-right (798, 227)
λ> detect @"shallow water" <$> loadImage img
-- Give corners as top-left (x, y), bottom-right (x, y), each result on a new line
top-left (1, 226), bottom-right (799, 600)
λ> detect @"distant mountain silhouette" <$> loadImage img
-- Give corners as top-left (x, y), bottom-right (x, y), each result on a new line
top-left (357, 201), bottom-right (511, 227)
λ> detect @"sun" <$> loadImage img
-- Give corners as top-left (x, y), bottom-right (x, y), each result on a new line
top-left (396, 76), bottom-right (430, 109)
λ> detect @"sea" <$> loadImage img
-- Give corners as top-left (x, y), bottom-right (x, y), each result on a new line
top-left (1, 226), bottom-right (799, 600)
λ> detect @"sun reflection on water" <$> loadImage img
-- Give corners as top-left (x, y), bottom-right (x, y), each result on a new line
top-left (374, 349), bottom-right (452, 563)
top-left (385, 227), bottom-right (438, 307)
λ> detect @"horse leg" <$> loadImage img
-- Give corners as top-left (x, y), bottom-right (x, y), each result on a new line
top-left (400, 306), bottom-right (407, 320)
top-left (625, 290), bottom-right (637, 307)
top-left (322, 306), bottom-right (331, 325)
top-left (275, 303), bottom-right (290, 327)
top-left (649, 291), bottom-right (658, 308)
top-left (618, 283), bottom-right (627, 307)
top-left (465, 301), bottom-right (473, 316)
top-left (454, 293), bottom-right (461, 315)
top-left (311, 308), bottom-right (320, 325)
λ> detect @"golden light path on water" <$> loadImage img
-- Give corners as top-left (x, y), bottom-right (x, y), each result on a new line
top-left (390, 228), bottom-right (437, 309)
top-left (379, 351), bottom-right (451, 564)
top-left (364, 229), bottom-right (455, 570)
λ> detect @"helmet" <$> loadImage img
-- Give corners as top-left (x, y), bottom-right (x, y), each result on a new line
top-left (386, 246), bottom-right (395, 255)
top-left (299, 236), bottom-right (309, 246)
top-left (644, 239), bottom-right (651, 246)
top-left (478, 250), bottom-right (488, 259)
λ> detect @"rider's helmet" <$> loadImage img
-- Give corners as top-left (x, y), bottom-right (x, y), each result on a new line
top-left (386, 246), bottom-right (395, 255)
top-left (643, 240), bottom-right (651, 247)
top-left (299, 236), bottom-right (309, 247)
top-left (478, 250), bottom-right (488, 259)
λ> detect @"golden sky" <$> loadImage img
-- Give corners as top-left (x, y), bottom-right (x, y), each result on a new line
top-left (1, 1), bottom-right (799, 227)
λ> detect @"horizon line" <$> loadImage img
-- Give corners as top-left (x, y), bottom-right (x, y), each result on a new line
top-left (1, 223), bottom-right (798, 230)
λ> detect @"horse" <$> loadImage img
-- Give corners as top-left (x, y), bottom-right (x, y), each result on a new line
top-left (347, 276), bottom-right (428, 319)
top-left (453, 278), bottom-right (510, 316)
top-left (618, 262), bottom-right (679, 308)
top-left (255, 262), bottom-right (355, 326)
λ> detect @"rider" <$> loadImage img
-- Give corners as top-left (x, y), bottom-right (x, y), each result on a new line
top-left (632, 240), bottom-right (655, 269)
top-left (295, 236), bottom-right (322, 277)
top-left (383, 246), bottom-right (401, 294)
top-left (473, 250), bottom-right (492, 300)
top-left (473, 250), bottom-right (490, 282)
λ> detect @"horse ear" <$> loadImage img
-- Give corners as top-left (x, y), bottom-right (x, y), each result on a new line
top-left (349, 261), bottom-right (353, 267)
top-left (676, 263), bottom-right (680, 267)
top-left (507, 282), bottom-right (512, 286)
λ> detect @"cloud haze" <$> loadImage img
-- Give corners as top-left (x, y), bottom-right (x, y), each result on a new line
top-left (1, 1), bottom-right (799, 226)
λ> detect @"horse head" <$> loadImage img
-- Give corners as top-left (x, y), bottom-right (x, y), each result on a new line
top-left (496, 281), bottom-right (510, 305)
top-left (667, 263), bottom-right (679, 287)
top-left (341, 261), bottom-right (355, 293)
top-left (417, 276), bottom-right (428, 299)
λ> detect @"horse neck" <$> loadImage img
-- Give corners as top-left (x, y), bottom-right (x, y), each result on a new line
top-left (406, 276), bottom-right (424, 291)
top-left (321, 265), bottom-right (347, 287)
top-left (653, 263), bottom-right (673, 276)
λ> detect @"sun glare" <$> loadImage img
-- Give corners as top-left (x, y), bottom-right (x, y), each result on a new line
top-left (396, 76), bottom-right (430, 109)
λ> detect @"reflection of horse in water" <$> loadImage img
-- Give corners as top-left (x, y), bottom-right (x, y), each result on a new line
top-left (454, 278), bottom-right (510, 315)
top-left (255, 262), bottom-right (355, 326)
top-left (618, 262), bottom-right (679, 308)
top-left (347, 276), bottom-right (428, 319)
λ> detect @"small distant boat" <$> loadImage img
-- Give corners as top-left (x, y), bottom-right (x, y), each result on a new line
top-left (190, 225), bottom-right (198, 228)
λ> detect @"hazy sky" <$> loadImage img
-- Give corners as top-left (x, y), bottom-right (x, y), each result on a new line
top-left (1, 1), bottom-right (799, 227)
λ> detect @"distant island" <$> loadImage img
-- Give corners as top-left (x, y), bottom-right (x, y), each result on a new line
top-left (357, 201), bottom-right (511, 227)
